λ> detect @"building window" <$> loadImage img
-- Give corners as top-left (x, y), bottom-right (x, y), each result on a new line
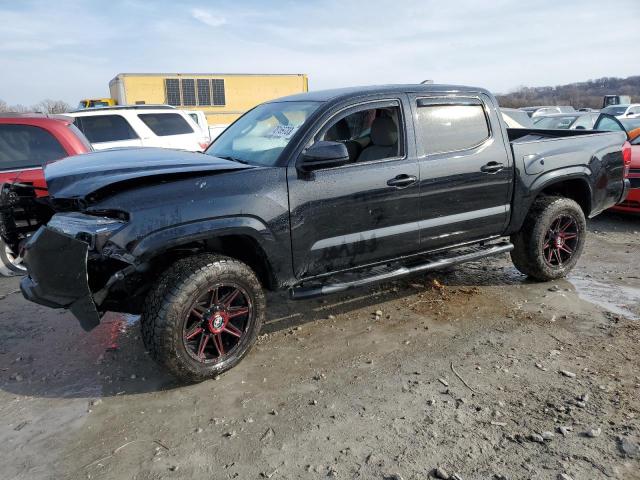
top-left (165, 79), bottom-right (180, 106)
top-left (197, 79), bottom-right (211, 106)
top-left (181, 79), bottom-right (197, 107)
top-left (212, 79), bottom-right (226, 106)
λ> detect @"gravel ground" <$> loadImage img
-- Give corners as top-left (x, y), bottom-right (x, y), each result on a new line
top-left (0, 212), bottom-right (638, 480)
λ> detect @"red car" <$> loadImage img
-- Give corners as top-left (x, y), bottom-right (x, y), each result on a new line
top-left (592, 115), bottom-right (638, 214)
top-left (611, 127), bottom-right (640, 213)
top-left (0, 114), bottom-right (92, 275)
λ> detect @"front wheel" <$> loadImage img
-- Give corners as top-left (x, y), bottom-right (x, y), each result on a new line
top-left (510, 196), bottom-right (586, 281)
top-left (141, 255), bottom-right (265, 382)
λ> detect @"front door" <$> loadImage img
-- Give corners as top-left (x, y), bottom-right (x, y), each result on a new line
top-left (408, 93), bottom-right (513, 250)
top-left (287, 98), bottom-right (421, 279)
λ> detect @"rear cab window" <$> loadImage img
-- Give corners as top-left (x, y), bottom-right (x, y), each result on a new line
top-left (415, 98), bottom-right (491, 155)
top-left (138, 113), bottom-right (194, 136)
top-left (74, 115), bottom-right (139, 143)
top-left (0, 124), bottom-right (67, 170)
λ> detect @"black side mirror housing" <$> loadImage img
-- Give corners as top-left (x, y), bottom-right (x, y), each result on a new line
top-left (299, 141), bottom-right (350, 172)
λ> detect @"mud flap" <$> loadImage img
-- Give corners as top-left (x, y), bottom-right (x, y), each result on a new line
top-left (21, 226), bottom-right (100, 331)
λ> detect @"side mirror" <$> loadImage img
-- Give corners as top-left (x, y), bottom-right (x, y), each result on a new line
top-left (299, 141), bottom-right (350, 171)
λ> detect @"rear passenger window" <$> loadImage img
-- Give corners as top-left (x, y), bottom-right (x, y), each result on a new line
top-left (74, 115), bottom-right (138, 143)
top-left (0, 124), bottom-right (67, 170)
top-left (416, 101), bottom-right (490, 154)
top-left (138, 113), bottom-right (194, 136)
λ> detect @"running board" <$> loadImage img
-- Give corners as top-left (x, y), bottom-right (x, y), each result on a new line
top-left (289, 241), bottom-right (513, 300)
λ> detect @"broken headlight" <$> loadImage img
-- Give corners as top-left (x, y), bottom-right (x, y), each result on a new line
top-left (47, 212), bottom-right (126, 251)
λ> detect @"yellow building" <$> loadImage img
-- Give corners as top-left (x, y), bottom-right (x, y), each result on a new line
top-left (108, 73), bottom-right (309, 125)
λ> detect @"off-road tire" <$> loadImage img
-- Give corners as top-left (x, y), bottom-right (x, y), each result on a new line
top-left (141, 254), bottom-right (265, 382)
top-left (0, 239), bottom-right (26, 277)
top-left (510, 196), bottom-right (586, 281)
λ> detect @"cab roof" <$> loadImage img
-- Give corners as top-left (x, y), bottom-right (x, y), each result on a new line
top-left (268, 84), bottom-right (491, 103)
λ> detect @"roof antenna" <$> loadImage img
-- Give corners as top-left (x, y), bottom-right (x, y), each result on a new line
top-left (420, 79), bottom-right (434, 84)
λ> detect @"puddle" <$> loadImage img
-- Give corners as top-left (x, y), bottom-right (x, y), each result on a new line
top-left (568, 275), bottom-right (640, 320)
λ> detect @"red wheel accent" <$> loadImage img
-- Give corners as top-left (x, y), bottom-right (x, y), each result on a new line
top-left (212, 334), bottom-right (225, 355)
top-left (182, 284), bottom-right (252, 363)
top-left (185, 325), bottom-right (203, 340)
top-left (542, 214), bottom-right (579, 267)
top-left (223, 323), bottom-right (243, 337)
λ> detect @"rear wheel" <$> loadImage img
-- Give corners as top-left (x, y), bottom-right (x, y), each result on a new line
top-left (141, 254), bottom-right (265, 382)
top-left (0, 239), bottom-right (26, 277)
top-left (510, 196), bottom-right (586, 281)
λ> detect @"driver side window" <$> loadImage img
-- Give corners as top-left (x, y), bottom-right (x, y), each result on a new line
top-left (317, 105), bottom-right (402, 164)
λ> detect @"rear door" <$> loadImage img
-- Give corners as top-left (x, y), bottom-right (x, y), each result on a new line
top-left (73, 114), bottom-right (142, 150)
top-left (409, 94), bottom-right (513, 250)
top-left (287, 97), bottom-right (421, 278)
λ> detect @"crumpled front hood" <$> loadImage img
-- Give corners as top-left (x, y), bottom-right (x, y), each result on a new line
top-left (44, 147), bottom-right (253, 200)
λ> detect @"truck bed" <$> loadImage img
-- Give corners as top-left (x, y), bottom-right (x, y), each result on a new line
top-left (505, 127), bottom-right (627, 231)
top-left (507, 127), bottom-right (608, 143)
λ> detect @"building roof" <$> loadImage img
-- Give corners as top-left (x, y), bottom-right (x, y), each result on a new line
top-left (110, 72), bottom-right (307, 82)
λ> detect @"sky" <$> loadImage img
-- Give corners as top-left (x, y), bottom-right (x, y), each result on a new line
top-left (1, 0), bottom-right (639, 105)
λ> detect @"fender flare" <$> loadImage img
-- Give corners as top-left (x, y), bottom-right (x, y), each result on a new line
top-left (507, 167), bottom-right (593, 235)
top-left (528, 166), bottom-right (593, 198)
top-left (131, 216), bottom-right (277, 262)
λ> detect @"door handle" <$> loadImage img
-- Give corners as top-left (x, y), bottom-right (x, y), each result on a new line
top-left (480, 162), bottom-right (505, 174)
top-left (387, 174), bottom-right (417, 188)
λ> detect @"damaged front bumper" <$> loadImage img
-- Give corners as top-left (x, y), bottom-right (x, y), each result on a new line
top-left (20, 226), bottom-right (101, 331)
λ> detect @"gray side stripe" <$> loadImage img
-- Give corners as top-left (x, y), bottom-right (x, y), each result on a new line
top-left (311, 205), bottom-right (508, 251)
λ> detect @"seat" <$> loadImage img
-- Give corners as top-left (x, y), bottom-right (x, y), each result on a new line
top-left (324, 119), bottom-right (361, 162)
top-left (356, 117), bottom-right (398, 162)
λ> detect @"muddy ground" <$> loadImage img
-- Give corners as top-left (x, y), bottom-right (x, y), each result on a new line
top-left (1, 212), bottom-right (639, 480)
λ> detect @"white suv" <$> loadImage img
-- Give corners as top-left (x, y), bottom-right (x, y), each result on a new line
top-left (68, 106), bottom-right (210, 152)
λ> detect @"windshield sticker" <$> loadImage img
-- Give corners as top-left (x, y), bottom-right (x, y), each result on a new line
top-left (267, 125), bottom-right (299, 139)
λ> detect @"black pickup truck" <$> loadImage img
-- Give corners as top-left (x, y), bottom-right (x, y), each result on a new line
top-left (18, 84), bottom-right (629, 381)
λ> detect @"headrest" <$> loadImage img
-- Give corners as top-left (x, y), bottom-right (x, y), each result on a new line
top-left (325, 119), bottom-right (351, 141)
top-left (370, 117), bottom-right (398, 146)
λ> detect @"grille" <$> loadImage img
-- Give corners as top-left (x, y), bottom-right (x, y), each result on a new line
top-left (197, 79), bottom-right (211, 106)
top-left (181, 79), bottom-right (196, 107)
top-left (165, 79), bottom-right (180, 106)
top-left (212, 79), bottom-right (225, 106)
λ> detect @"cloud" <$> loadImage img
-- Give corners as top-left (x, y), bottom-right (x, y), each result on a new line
top-left (190, 8), bottom-right (227, 27)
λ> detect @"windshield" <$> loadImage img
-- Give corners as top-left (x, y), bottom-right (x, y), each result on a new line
top-left (534, 115), bottom-right (579, 129)
top-left (205, 101), bottom-right (321, 166)
top-left (601, 106), bottom-right (627, 116)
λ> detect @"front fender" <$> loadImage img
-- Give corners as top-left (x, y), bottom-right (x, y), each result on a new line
top-left (129, 215), bottom-right (293, 287)
top-left (132, 216), bottom-right (275, 260)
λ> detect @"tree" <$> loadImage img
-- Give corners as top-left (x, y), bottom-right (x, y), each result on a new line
top-left (31, 99), bottom-right (71, 114)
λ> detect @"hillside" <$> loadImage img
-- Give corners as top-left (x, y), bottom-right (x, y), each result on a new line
top-left (496, 75), bottom-right (640, 109)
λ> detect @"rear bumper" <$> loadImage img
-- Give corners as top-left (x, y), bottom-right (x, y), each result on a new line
top-left (618, 179), bottom-right (631, 204)
top-left (611, 183), bottom-right (640, 213)
top-left (20, 226), bottom-right (101, 331)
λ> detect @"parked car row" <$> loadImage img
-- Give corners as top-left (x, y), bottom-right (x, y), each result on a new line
top-left (0, 114), bottom-right (92, 275)
top-left (69, 105), bottom-right (210, 152)
top-left (0, 106), bottom-right (218, 276)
